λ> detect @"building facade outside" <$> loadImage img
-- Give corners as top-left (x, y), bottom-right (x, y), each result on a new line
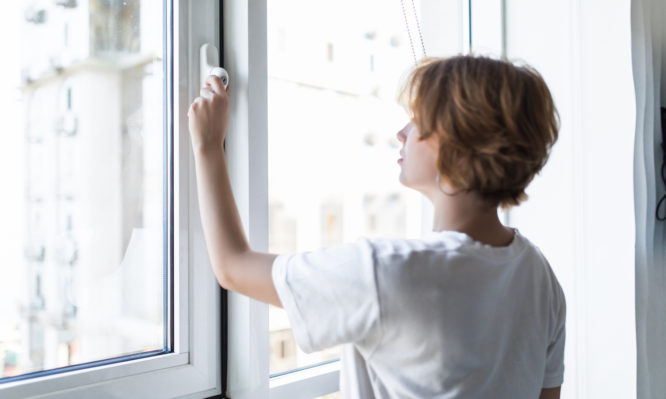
top-left (0, 0), bottom-right (163, 377)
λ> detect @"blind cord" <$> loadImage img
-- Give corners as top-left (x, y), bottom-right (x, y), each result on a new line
top-left (400, 0), bottom-right (427, 65)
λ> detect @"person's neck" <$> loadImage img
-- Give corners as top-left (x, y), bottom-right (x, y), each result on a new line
top-left (428, 189), bottom-right (514, 247)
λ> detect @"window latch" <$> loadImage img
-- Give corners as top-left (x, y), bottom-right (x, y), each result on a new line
top-left (200, 43), bottom-right (229, 89)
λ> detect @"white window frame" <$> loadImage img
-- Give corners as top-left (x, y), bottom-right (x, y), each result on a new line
top-left (0, 1), bottom-right (224, 398)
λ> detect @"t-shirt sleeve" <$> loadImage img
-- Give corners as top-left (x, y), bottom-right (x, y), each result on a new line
top-left (543, 282), bottom-right (566, 388)
top-left (271, 238), bottom-right (381, 353)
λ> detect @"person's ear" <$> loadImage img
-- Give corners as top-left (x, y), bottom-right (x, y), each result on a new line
top-left (425, 132), bottom-right (440, 150)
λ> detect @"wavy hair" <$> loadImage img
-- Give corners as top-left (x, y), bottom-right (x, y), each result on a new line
top-left (398, 55), bottom-right (560, 208)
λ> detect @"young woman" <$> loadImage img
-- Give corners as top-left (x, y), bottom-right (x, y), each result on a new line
top-left (188, 55), bottom-right (565, 399)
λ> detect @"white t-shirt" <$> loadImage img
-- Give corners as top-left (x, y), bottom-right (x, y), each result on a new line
top-left (271, 229), bottom-right (566, 398)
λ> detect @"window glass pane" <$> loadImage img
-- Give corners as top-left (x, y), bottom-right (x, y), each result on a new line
top-left (267, 0), bottom-right (425, 375)
top-left (0, 0), bottom-right (165, 379)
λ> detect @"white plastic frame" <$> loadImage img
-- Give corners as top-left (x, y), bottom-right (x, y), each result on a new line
top-left (221, 0), bottom-right (341, 397)
top-left (0, 0), bottom-right (223, 398)
top-left (222, 0), bottom-right (269, 397)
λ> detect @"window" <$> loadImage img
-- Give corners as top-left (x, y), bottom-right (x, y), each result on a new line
top-left (266, 0), bottom-right (428, 377)
top-left (230, 1), bottom-right (632, 398)
top-left (4, 1), bottom-right (636, 398)
top-left (1, 0), bottom-right (164, 378)
top-left (0, 1), bottom-right (223, 397)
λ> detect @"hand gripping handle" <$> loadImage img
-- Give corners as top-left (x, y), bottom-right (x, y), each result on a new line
top-left (200, 43), bottom-right (229, 89)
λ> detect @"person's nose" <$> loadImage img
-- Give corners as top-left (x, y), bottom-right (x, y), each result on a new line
top-left (396, 123), bottom-right (410, 144)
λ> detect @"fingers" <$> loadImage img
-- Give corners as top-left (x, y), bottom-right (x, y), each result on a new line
top-left (187, 97), bottom-right (203, 117)
top-left (206, 75), bottom-right (226, 95)
top-left (190, 79), bottom-right (230, 117)
top-left (200, 86), bottom-right (215, 99)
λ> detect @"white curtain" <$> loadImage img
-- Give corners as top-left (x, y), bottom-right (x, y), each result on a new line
top-left (632, 0), bottom-right (666, 398)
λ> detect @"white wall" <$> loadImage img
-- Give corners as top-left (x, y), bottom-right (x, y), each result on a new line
top-left (504, 1), bottom-right (636, 398)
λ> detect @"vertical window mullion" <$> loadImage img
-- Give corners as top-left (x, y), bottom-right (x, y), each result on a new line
top-left (223, 0), bottom-right (270, 397)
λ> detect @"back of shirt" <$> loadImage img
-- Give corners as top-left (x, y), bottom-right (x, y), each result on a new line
top-left (272, 229), bottom-right (566, 398)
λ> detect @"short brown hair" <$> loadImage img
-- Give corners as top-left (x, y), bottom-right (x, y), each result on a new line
top-left (398, 55), bottom-right (559, 208)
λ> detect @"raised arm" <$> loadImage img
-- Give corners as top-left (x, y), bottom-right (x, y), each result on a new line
top-left (187, 75), bottom-right (281, 307)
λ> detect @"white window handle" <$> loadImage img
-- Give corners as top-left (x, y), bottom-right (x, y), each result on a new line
top-left (200, 43), bottom-right (229, 89)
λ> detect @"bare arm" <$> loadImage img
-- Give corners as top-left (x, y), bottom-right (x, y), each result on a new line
top-left (539, 387), bottom-right (560, 399)
top-left (188, 75), bottom-right (281, 307)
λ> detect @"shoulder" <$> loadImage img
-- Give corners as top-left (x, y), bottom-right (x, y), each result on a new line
top-left (365, 232), bottom-right (470, 258)
top-left (355, 235), bottom-right (477, 295)
top-left (516, 232), bottom-right (566, 315)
